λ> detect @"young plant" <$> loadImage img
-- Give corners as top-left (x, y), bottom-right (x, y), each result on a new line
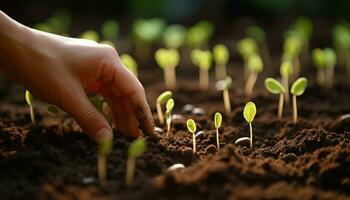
top-left (245, 54), bottom-right (263, 98)
top-left (47, 105), bottom-right (63, 134)
top-left (25, 90), bottom-right (35, 125)
top-left (191, 49), bottom-right (212, 90)
top-left (98, 139), bottom-right (112, 186)
top-left (323, 48), bottom-right (337, 88)
top-left (186, 119), bottom-right (197, 154)
top-left (246, 25), bottom-right (271, 67)
top-left (155, 48), bottom-right (180, 89)
top-left (165, 98), bottom-right (174, 137)
top-left (283, 36), bottom-right (302, 80)
top-left (214, 112), bottom-right (222, 149)
top-left (332, 23), bottom-right (350, 75)
top-left (312, 48), bottom-right (326, 87)
top-left (156, 91), bottom-right (173, 125)
top-left (243, 102), bottom-right (256, 149)
top-left (237, 38), bottom-right (258, 78)
top-left (264, 78), bottom-right (285, 119)
top-left (101, 19), bottom-right (119, 42)
top-left (163, 24), bottom-right (187, 49)
top-left (213, 44), bottom-right (229, 80)
top-left (186, 21), bottom-right (214, 48)
top-left (280, 61), bottom-right (293, 104)
top-left (126, 139), bottom-right (146, 186)
top-left (80, 30), bottom-right (100, 42)
top-left (290, 77), bottom-right (308, 124)
top-left (121, 54), bottom-right (138, 78)
top-left (215, 76), bottom-right (233, 115)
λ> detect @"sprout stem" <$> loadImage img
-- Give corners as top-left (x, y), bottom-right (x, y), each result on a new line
top-left (249, 122), bottom-right (253, 149)
top-left (97, 154), bottom-right (106, 186)
top-left (126, 156), bottom-right (136, 186)
top-left (164, 67), bottom-right (176, 89)
top-left (156, 102), bottom-right (164, 125)
top-left (199, 68), bottom-right (209, 90)
top-left (29, 106), bottom-right (35, 125)
top-left (216, 128), bottom-right (220, 149)
top-left (245, 72), bottom-right (258, 98)
top-left (192, 133), bottom-right (196, 153)
top-left (292, 95), bottom-right (298, 124)
top-left (317, 69), bottom-right (325, 87)
top-left (282, 76), bottom-right (289, 104)
top-left (223, 89), bottom-right (231, 115)
top-left (278, 93), bottom-right (284, 119)
top-left (166, 117), bottom-right (171, 138)
top-left (325, 67), bottom-right (334, 88)
top-left (215, 65), bottom-right (227, 81)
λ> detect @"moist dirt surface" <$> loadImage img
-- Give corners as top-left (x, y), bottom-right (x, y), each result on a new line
top-left (1, 63), bottom-right (350, 200)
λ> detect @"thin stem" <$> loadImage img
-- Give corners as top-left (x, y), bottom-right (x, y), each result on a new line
top-left (126, 157), bottom-right (135, 186)
top-left (165, 67), bottom-right (176, 90)
top-left (317, 69), bottom-right (325, 87)
top-left (216, 128), bottom-right (220, 149)
top-left (278, 93), bottom-right (284, 119)
top-left (292, 95), bottom-right (298, 124)
top-left (199, 68), bottom-right (209, 90)
top-left (29, 106), bottom-right (35, 125)
top-left (192, 133), bottom-right (196, 154)
top-left (215, 64), bottom-right (226, 81)
top-left (166, 117), bottom-right (171, 138)
top-left (282, 76), bottom-right (289, 104)
top-left (223, 89), bottom-right (231, 115)
top-left (98, 154), bottom-right (106, 186)
top-left (249, 122), bottom-right (253, 149)
top-left (156, 102), bottom-right (164, 125)
top-left (245, 72), bottom-right (257, 98)
top-left (325, 67), bottom-right (334, 88)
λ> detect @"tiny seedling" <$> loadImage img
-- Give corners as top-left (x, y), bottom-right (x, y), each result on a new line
top-left (237, 38), bottom-right (258, 62)
top-left (101, 19), bottom-right (119, 41)
top-left (163, 24), bottom-right (187, 49)
top-left (47, 105), bottom-right (63, 134)
top-left (245, 54), bottom-right (263, 98)
top-left (280, 61), bottom-right (293, 104)
top-left (191, 49), bottom-right (212, 90)
top-left (25, 90), bottom-right (35, 125)
top-left (98, 139), bottom-right (113, 186)
top-left (80, 30), bottom-right (100, 42)
top-left (126, 139), bottom-right (146, 186)
top-left (156, 91), bottom-right (173, 125)
top-left (214, 112), bottom-right (222, 149)
top-left (246, 25), bottom-right (271, 67)
top-left (155, 48), bottom-right (180, 89)
top-left (312, 48), bottom-right (326, 87)
top-left (323, 48), bottom-right (337, 88)
top-left (121, 54), bottom-right (139, 78)
top-left (215, 76), bottom-right (233, 115)
top-left (332, 23), bottom-right (350, 76)
top-left (186, 21), bottom-right (214, 48)
top-left (290, 77), bottom-right (308, 124)
top-left (213, 44), bottom-right (229, 80)
top-left (283, 36), bottom-right (302, 79)
top-left (243, 102), bottom-right (256, 149)
top-left (264, 78), bottom-right (285, 119)
top-left (165, 98), bottom-right (175, 137)
top-left (186, 119), bottom-right (197, 154)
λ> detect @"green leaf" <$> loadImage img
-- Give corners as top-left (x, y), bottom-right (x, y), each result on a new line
top-left (292, 16), bottom-right (313, 40)
top-left (99, 139), bottom-right (113, 155)
top-left (121, 54), bottom-right (138, 75)
top-left (324, 48), bottom-right (337, 68)
top-left (155, 48), bottom-right (180, 69)
top-left (47, 105), bottom-right (60, 115)
top-left (186, 21), bottom-right (214, 48)
top-left (191, 49), bottom-right (202, 66)
top-left (157, 91), bottom-right (172, 104)
top-left (166, 98), bottom-right (174, 113)
top-left (290, 77), bottom-right (308, 96)
top-left (264, 78), bottom-right (285, 94)
top-left (247, 54), bottom-right (263, 73)
top-left (25, 90), bottom-right (33, 106)
top-left (128, 139), bottom-right (146, 158)
top-left (214, 112), bottom-right (222, 129)
top-left (237, 38), bottom-right (258, 59)
top-left (280, 61), bottom-right (293, 77)
top-left (243, 102), bottom-right (256, 123)
top-left (101, 19), bottom-right (119, 41)
top-left (246, 25), bottom-right (265, 43)
top-left (186, 119), bottom-right (197, 134)
top-left (163, 25), bottom-right (187, 49)
top-left (80, 30), bottom-right (100, 42)
top-left (133, 18), bottom-right (165, 43)
top-left (283, 36), bottom-right (301, 57)
top-left (312, 48), bottom-right (325, 69)
top-left (213, 44), bottom-right (229, 66)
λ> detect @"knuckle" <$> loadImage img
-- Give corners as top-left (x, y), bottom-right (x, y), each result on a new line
top-left (80, 109), bottom-right (101, 130)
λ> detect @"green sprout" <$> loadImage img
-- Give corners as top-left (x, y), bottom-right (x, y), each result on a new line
top-left (246, 25), bottom-right (271, 68)
top-left (25, 90), bottom-right (35, 125)
top-left (101, 19), bottom-right (119, 41)
top-left (191, 49), bottom-right (212, 90)
top-left (264, 78), bottom-right (285, 119)
top-left (312, 48), bottom-right (326, 87)
top-left (156, 91), bottom-right (173, 125)
top-left (215, 76), bottom-right (233, 115)
top-left (163, 24), bottom-right (187, 49)
top-left (245, 54), bottom-right (263, 98)
top-left (121, 54), bottom-right (138, 78)
top-left (332, 23), bottom-right (350, 75)
top-left (290, 77), bottom-right (308, 124)
top-left (324, 48), bottom-right (337, 88)
top-left (283, 36), bottom-right (302, 79)
top-left (80, 30), bottom-right (100, 42)
top-left (243, 102), bottom-right (256, 149)
top-left (280, 61), bottom-right (293, 104)
top-left (155, 48), bottom-right (180, 89)
top-left (97, 139), bottom-right (112, 186)
top-left (237, 38), bottom-right (258, 62)
top-left (47, 105), bottom-right (63, 134)
top-left (214, 112), bottom-right (222, 149)
top-left (165, 98), bottom-right (174, 137)
top-left (292, 16), bottom-right (313, 57)
top-left (213, 44), bottom-right (229, 80)
top-left (186, 21), bottom-right (214, 48)
top-left (126, 139), bottom-right (146, 186)
top-left (186, 119), bottom-right (197, 154)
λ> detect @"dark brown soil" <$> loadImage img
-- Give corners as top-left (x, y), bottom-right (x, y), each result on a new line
top-left (1, 59), bottom-right (350, 200)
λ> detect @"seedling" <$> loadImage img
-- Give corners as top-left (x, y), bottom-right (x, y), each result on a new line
top-left (214, 112), bottom-right (222, 149)
top-left (163, 25), bottom-right (187, 49)
top-left (243, 102), bottom-right (256, 149)
top-left (186, 119), bottom-right (197, 154)
top-left (245, 54), bottom-right (263, 98)
top-left (165, 98), bottom-right (174, 137)
top-left (126, 139), bottom-right (146, 186)
top-left (237, 38), bottom-right (258, 78)
top-left (47, 105), bottom-right (63, 134)
top-left (156, 91), bottom-right (173, 125)
top-left (98, 139), bottom-right (112, 186)
top-left (215, 77), bottom-right (232, 115)
top-left (191, 49), bottom-right (212, 90)
top-left (246, 25), bottom-right (271, 67)
top-left (283, 36), bottom-right (302, 79)
top-left (323, 48), bottom-right (337, 88)
top-left (279, 61), bottom-right (293, 103)
top-left (155, 48), bottom-right (180, 89)
top-left (290, 77), bottom-right (308, 124)
top-left (264, 78), bottom-right (285, 119)
top-left (213, 44), bottom-right (229, 80)
top-left (101, 19), bottom-right (119, 42)
top-left (187, 21), bottom-right (214, 48)
top-left (80, 30), bottom-right (100, 42)
top-left (312, 48), bottom-right (326, 86)
top-left (121, 54), bottom-right (138, 78)
top-left (25, 90), bottom-right (35, 125)
top-left (332, 23), bottom-right (350, 75)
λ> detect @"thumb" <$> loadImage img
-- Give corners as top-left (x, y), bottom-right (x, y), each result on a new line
top-left (61, 87), bottom-right (113, 143)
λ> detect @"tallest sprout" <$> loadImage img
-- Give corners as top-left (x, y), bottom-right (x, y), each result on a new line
top-left (290, 77), bottom-right (308, 124)
top-left (280, 61), bottom-right (293, 104)
top-left (323, 48), bottom-right (337, 88)
top-left (245, 54), bottom-right (263, 98)
top-left (213, 44), bottom-right (229, 80)
top-left (155, 48), bottom-right (180, 89)
top-left (246, 25), bottom-right (271, 68)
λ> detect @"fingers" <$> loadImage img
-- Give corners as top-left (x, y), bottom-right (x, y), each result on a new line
top-left (61, 86), bottom-right (113, 143)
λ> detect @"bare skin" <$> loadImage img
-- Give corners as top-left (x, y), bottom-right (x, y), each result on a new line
top-left (0, 11), bottom-right (154, 143)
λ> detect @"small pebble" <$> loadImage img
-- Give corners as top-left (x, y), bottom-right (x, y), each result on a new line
top-left (167, 163), bottom-right (185, 171)
top-left (235, 137), bottom-right (250, 146)
top-left (182, 104), bottom-right (195, 114)
top-left (195, 131), bottom-right (205, 139)
top-left (192, 107), bottom-right (205, 116)
top-left (82, 177), bottom-right (96, 184)
top-left (155, 127), bottom-right (163, 133)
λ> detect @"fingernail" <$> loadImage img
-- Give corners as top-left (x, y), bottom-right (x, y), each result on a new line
top-left (95, 128), bottom-right (113, 143)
